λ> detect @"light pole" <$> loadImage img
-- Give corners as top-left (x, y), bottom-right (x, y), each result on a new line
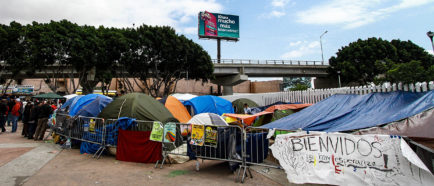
top-left (427, 31), bottom-right (434, 52)
top-left (337, 70), bottom-right (341, 88)
top-left (320, 30), bottom-right (328, 64)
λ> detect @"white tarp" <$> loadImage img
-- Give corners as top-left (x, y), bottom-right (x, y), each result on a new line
top-left (171, 93), bottom-right (197, 101)
top-left (270, 132), bottom-right (434, 186)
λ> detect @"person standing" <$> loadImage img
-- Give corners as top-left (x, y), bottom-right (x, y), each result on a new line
top-left (11, 98), bottom-right (21, 133)
top-left (34, 101), bottom-right (53, 140)
top-left (7, 98), bottom-right (15, 126)
top-left (28, 101), bottom-right (40, 139)
top-left (22, 101), bottom-right (33, 137)
top-left (0, 99), bottom-right (8, 133)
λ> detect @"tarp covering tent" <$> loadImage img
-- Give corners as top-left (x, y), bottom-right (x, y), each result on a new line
top-left (354, 108), bottom-right (434, 138)
top-left (69, 94), bottom-right (112, 116)
top-left (187, 113), bottom-right (228, 126)
top-left (184, 95), bottom-right (234, 115)
top-left (171, 93), bottom-right (197, 101)
top-left (33, 92), bottom-right (65, 99)
top-left (223, 112), bottom-right (273, 126)
top-left (61, 95), bottom-right (83, 110)
top-left (261, 91), bottom-right (434, 132)
top-left (264, 104), bottom-right (312, 112)
top-left (75, 96), bottom-right (113, 117)
top-left (98, 93), bottom-right (177, 125)
top-left (232, 98), bottom-right (259, 114)
top-left (159, 96), bottom-right (191, 123)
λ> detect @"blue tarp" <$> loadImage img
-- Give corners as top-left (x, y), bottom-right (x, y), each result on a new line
top-left (61, 95), bottom-right (83, 110)
top-left (80, 117), bottom-right (136, 154)
top-left (184, 95), bottom-right (234, 115)
top-left (261, 91), bottom-right (434, 132)
top-left (75, 97), bottom-right (112, 117)
top-left (69, 94), bottom-right (111, 116)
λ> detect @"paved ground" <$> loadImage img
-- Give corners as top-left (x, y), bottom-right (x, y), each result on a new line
top-left (0, 122), bottom-right (287, 186)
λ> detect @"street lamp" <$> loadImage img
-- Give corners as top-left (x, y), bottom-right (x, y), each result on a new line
top-left (320, 30), bottom-right (328, 64)
top-left (337, 70), bottom-right (341, 88)
top-left (427, 31), bottom-right (434, 52)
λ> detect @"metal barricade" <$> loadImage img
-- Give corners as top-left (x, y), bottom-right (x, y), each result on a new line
top-left (158, 123), bottom-right (245, 182)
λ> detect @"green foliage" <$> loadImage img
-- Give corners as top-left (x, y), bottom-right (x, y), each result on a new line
top-left (282, 77), bottom-right (311, 90)
top-left (290, 83), bottom-right (309, 91)
top-left (386, 60), bottom-right (431, 84)
top-left (0, 20), bottom-right (213, 96)
top-left (329, 38), bottom-right (434, 85)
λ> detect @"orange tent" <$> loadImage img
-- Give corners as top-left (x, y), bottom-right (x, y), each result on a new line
top-left (162, 96), bottom-right (192, 123)
top-left (223, 111), bottom-right (273, 126)
top-left (264, 104), bottom-right (312, 112)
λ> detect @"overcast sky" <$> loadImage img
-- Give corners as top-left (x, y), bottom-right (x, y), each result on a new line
top-left (1, 0), bottom-right (433, 80)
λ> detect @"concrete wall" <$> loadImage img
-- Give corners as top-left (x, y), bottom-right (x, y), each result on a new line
top-left (250, 80), bottom-right (282, 93)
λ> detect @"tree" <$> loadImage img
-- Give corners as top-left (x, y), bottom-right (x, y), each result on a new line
top-left (282, 77), bottom-right (311, 91)
top-left (122, 25), bottom-right (213, 97)
top-left (329, 38), bottom-right (434, 85)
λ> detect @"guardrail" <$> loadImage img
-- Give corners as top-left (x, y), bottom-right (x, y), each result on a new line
top-left (212, 59), bottom-right (327, 66)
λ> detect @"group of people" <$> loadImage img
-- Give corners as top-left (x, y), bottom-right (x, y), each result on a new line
top-left (0, 97), bottom-right (55, 140)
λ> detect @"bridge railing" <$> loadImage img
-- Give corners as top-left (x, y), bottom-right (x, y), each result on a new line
top-left (212, 59), bottom-right (327, 66)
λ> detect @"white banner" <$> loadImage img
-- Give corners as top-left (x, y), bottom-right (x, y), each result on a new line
top-left (270, 132), bottom-right (434, 186)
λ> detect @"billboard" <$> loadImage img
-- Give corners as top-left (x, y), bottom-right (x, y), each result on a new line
top-left (198, 11), bottom-right (239, 40)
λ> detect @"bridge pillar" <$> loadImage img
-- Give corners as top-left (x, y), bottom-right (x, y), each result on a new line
top-left (212, 74), bottom-right (248, 95)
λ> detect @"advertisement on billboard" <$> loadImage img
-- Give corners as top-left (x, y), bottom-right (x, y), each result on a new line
top-left (198, 11), bottom-right (239, 40)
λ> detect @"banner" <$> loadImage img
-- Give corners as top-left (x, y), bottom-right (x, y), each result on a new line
top-left (270, 132), bottom-right (434, 186)
top-left (190, 124), bottom-right (205, 146)
top-left (163, 122), bottom-right (176, 143)
top-left (150, 122), bottom-right (164, 142)
top-left (204, 126), bottom-right (218, 147)
top-left (180, 124), bottom-right (191, 137)
top-left (198, 11), bottom-right (239, 40)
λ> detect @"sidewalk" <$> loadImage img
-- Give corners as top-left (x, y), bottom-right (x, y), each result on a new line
top-left (0, 122), bottom-right (284, 186)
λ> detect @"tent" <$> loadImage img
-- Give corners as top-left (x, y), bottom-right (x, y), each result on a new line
top-left (183, 95), bottom-right (234, 115)
top-left (232, 98), bottom-right (259, 114)
top-left (187, 113), bottom-right (228, 126)
top-left (33, 92), bottom-right (65, 99)
top-left (75, 96), bottom-right (113, 117)
top-left (261, 91), bottom-right (434, 132)
top-left (263, 104), bottom-right (312, 112)
top-left (98, 93), bottom-right (177, 125)
top-left (159, 96), bottom-right (191, 123)
top-left (69, 94), bottom-right (112, 116)
top-left (171, 93), bottom-right (197, 101)
top-left (223, 112), bottom-right (273, 126)
top-left (61, 95), bottom-right (83, 110)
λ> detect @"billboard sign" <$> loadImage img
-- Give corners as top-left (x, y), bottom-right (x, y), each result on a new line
top-left (198, 11), bottom-right (239, 40)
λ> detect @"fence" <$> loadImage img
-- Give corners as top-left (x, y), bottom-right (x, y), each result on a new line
top-left (221, 81), bottom-right (434, 106)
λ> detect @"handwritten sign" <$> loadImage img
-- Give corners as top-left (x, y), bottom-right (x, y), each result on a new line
top-left (270, 132), bottom-right (434, 186)
top-left (150, 122), bottom-right (164, 142)
top-left (190, 125), bottom-right (205, 146)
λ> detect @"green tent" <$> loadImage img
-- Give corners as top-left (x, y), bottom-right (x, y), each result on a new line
top-left (33, 92), bottom-right (65, 99)
top-left (272, 109), bottom-right (295, 121)
top-left (98, 93), bottom-right (178, 129)
top-left (232, 98), bottom-right (259, 114)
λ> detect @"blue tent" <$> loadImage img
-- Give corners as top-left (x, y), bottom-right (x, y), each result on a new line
top-left (261, 91), bottom-right (434, 132)
top-left (61, 95), bottom-right (83, 110)
top-left (184, 95), bottom-right (234, 115)
top-left (69, 94), bottom-right (112, 116)
top-left (75, 96), bottom-right (112, 117)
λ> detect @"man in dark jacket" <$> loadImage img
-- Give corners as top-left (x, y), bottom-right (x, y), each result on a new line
top-left (7, 98), bottom-right (15, 126)
top-left (0, 99), bottom-right (8, 133)
top-left (22, 101), bottom-right (33, 137)
top-left (34, 101), bottom-right (53, 140)
top-left (28, 101), bottom-right (41, 139)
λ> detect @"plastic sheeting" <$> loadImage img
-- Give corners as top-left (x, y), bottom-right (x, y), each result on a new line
top-left (69, 94), bottom-right (112, 116)
top-left (354, 108), bottom-right (434, 138)
top-left (184, 95), bottom-right (234, 115)
top-left (75, 96), bottom-right (113, 117)
top-left (61, 95), bottom-right (82, 110)
top-left (262, 91), bottom-right (434, 132)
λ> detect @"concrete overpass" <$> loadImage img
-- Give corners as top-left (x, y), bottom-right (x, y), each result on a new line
top-left (1, 59), bottom-right (331, 95)
top-left (211, 59), bottom-right (329, 95)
